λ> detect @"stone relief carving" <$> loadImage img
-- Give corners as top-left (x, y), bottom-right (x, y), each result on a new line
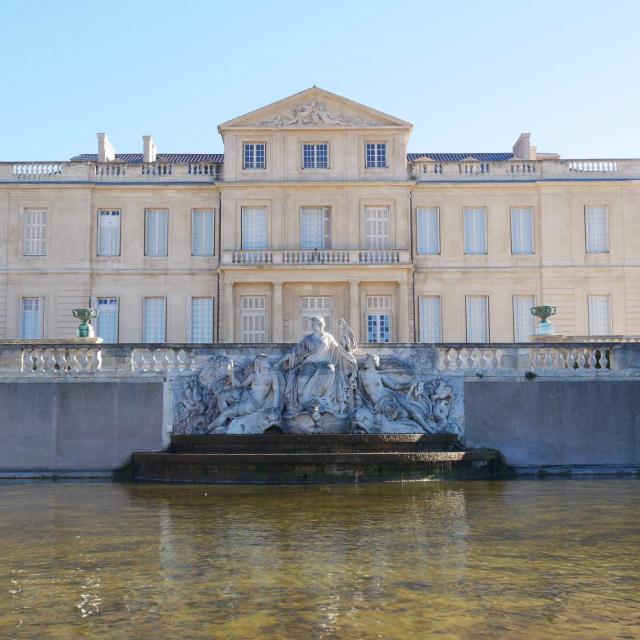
top-left (259, 101), bottom-right (379, 127)
top-left (172, 319), bottom-right (462, 436)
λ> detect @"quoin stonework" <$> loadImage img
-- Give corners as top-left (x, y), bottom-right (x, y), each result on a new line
top-left (2, 86), bottom-right (639, 344)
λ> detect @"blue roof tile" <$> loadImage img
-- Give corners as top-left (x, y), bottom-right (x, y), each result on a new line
top-left (407, 152), bottom-right (514, 162)
top-left (71, 153), bottom-right (224, 163)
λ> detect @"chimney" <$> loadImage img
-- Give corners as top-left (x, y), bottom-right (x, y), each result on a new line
top-left (512, 132), bottom-right (535, 161)
top-left (143, 135), bottom-right (157, 163)
top-left (97, 133), bottom-right (115, 162)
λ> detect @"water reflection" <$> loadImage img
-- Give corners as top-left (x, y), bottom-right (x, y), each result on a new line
top-left (0, 481), bottom-right (638, 639)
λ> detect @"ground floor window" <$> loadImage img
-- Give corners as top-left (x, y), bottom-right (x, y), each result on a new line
top-left (465, 295), bottom-right (489, 342)
top-left (96, 297), bottom-right (119, 343)
top-left (21, 297), bottom-right (44, 339)
top-left (366, 295), bottom-right (391, 343)
top-left (191, 297), bottom-right (214, 343)
top-left (241, 296), bottom-right (266, 343)
top-left (513, 295), bottom-right (535, 342)
top-left (419, 296), bottom-right (442, 342)
top-left (588, 294), bottom-right (611, 335)
top-left (143, 297), bottom-right (166, 342)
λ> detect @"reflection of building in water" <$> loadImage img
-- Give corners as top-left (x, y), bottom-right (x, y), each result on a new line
top-left (3, 86), bottom-right (636, 343)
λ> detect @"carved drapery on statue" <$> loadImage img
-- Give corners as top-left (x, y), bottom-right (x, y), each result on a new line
top-left (259, 102), bottom-right (379, 128)
top-left (172, 320), bottom-right (462, 436)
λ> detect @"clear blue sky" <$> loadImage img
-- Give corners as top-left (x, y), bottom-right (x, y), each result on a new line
top-left (1, 0), bottom-right (638, 160)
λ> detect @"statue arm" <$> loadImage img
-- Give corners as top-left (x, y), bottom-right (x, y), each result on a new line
top-left (380, 374), bottom-right (408, 391)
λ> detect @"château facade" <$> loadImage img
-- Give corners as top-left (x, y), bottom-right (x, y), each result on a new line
top-left (1, 86), bottom-right (639, 344)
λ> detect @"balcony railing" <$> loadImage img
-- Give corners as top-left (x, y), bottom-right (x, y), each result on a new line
top-left (0, 161), bottom-right (222, 183)
top-left (224, 249), bottom-right (411, 266)
top-left (410, 158), bottom-right (640, 181)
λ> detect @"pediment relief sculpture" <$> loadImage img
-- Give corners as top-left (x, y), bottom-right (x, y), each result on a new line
top-left (172, 320), bottom-right (462, 436)
top-left (258, 101), bottom-right (380, 128)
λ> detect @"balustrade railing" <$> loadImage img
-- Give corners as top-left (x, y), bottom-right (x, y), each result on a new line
top-left (130, 348), bottom-right (194, 372)
top-left (231, 250), bottom-right (273, 264)
top-left (358, 249), bottom-right (401, 264)
top-left (12, 163), bottom-right (65, 178)
top-left (282, 250), bottom-right (350, 264)
top-left (21, 347), bottom-right (102, 374)
top-left (223, 249), bottom-right (409, 265)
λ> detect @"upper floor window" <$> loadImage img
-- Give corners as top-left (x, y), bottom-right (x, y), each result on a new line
top-left (241, 207), bottom-right (268, 250)
top-left (303, 143), bottom-right (328, 169)
top-left (366, 143), bottom-right (387, 168)
top-left (144, 209), bottom-right (168, 257)
top-left (365, 207), bottom-right (390, 249)
top-left (243, 142), bottom-right (266, 169)
top-left (511, 207), bottom-right (534, 255)
top-left (21, 297), bottom-right (44, 339)
top-left (416, 207), bottom-right (440, 255)
top-left (192, 209), bottom-right (215, 256)
top-left (585, 206), bottom-right (609, 253)
top-left (97, 209), bottom-right (121, 257)
top-left (463, 207), bottom-right (487, 255)
top-left (300, 207), bottom-right (331, 249)
top-left (23, 208), bottom-right (47, 256)
top-left (96, 297), bottom-right (119, 343)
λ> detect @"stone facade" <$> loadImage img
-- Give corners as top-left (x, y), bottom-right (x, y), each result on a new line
top-left (1, 86), bottom-right (639, 343)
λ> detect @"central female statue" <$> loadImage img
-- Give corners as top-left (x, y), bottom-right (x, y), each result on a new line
top-left (281, 316), bottom-right (358, 418)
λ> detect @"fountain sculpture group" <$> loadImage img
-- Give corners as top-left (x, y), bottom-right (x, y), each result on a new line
top-left (173, 317), bottom-right (463, 436)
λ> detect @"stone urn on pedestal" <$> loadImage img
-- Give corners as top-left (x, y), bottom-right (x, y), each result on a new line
top-left (530, 305), bottom-right (557, 337)
top-left (72, 308), bottom-right (99, 339)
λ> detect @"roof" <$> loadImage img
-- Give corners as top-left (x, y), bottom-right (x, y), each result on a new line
top-left (70, 152), bottom-right (514, 164)
top-left (407, 152), bottom-right (514, 162)
top-left (71, 153), bottom-right (224, 163)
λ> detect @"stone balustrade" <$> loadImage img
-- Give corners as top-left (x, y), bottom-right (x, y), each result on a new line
top-left (0, 341), bottom-right (633, 378)
top-left (410, 158), bottom-right (640, 182)
top-left (224, 249), bottom-right (410, 266)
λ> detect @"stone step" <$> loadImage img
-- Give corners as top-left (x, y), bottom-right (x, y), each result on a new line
top-left (132, 449), bottom-right (501, 483)
top-left (170, 433), bottom-right (461, 454)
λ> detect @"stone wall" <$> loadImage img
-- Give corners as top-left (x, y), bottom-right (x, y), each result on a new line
top-left (0, 380), bottom-right (164, 475)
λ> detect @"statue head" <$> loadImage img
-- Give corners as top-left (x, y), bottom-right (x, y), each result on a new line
top-left (365, 353), bottom-right (380, 369)
top-left (309, 315), bottom-right (325, 334)
top-left (254, 354), bottom-right (270, 372)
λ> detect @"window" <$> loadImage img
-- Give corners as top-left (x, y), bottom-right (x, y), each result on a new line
top-left (466, 295), bottom-right (489, 342)
top-left (300, 207), bottom-right (331, 249)
top-left (303, 143), bottom-right (328, 169)
top-left (191, 297), bottom-right (214, 343)
top-left (23, 209), bottom-right (47, 256)
top-left (241, 207), bottom-right (268, 250)
top-left (585, 206), bottom-right (609, 253)
top-left (419, 296), bottom-right (442, 342)
top-left (301, 297), bottom-right (332, 335)
top-left (143, 297), bottom-right (166, 343)
top-left (365, 207), bottom-right (390, 249)
top-left (511, 207), bottom-right (534, 255)
top-left (192, 209), bottom-right (215, 256)
top-left (97, 210), bottom-right (121, 257)
top-left (144, 209), bottom-right (168, 256)
top-left (417, 207), bottom-right (440, 255)
top-left (366, 143), bottom-right (387, 168)
top-left (367, 296), bottom-right (391, 343)
top-left (243, 142), bottom-right (266, 169)
top-left (588, 295), bottom-right (611, 335)
top-left (96, 298), bottom-right (119, 343)
top-left (464, 207), bottom-right (487, 254)
top-left (241, 296), bottom-right (266, 343)
top-left (21, 297), bottom-right (44, 339)
top-left (513, 295), bottom-right (535, 342)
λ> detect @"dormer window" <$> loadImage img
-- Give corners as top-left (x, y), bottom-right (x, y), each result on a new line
top-left (243, 142), bottom-right (266, 169)
top-left (303, 143), bottom-right (328, 169)
top-left (366, 142), bottom-right (387, 168)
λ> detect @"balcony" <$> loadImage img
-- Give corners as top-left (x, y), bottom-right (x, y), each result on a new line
top-left (0, 161), bottom-right (221, 183)
top-left (410, 158), bottom-right (640, 182)
top-left (223, 249), bottom-right (411, 266)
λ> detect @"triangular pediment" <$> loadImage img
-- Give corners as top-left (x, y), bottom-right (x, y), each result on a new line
top-left (218, 87), bottom-right (412, 131)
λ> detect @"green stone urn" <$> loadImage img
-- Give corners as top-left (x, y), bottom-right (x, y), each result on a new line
top-left (72, 308), bottom-right (99, 338)
top-left (530, 305), bottom-right (557, 336)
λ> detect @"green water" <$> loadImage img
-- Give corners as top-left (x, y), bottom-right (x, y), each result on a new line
top-left (1, 481), bottom-right (639, 639)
